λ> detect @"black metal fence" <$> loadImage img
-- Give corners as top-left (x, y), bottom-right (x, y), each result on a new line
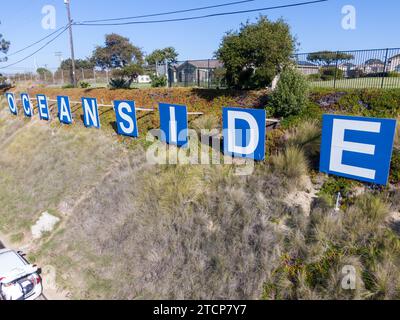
top-left (293, 48), bottom-right (400, 89)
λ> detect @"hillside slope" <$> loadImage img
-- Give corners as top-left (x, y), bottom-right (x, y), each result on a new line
top-left (1, 88), bottom-right (400, 300)
top-left (0, 100), bottom-right (292, 299)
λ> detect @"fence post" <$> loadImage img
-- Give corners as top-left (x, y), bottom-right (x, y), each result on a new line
top-left (381, 48), bottom-right (389, 89)
top-left (333, 51), bottom-right (339, 89)
top-left (93, 68), bottom-right (97, 86)
top-left (81, 68), bottom-right (85, 81)
top-left (185, 63), bottom-right (188, 87)
top-left (208, 59), bottom-right (210, 89)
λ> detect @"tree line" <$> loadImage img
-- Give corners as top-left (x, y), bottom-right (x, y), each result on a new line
top-left (0, 15), bottom-right (356, 90)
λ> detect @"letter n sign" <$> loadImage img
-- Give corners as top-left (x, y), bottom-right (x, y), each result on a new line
top-left (159, 103), bottom-right (188, 147)
top-left (320, 114), bottom-right (397, 185)
top-left (223, 107), bottom-right (266, 160)
top-left (82, 97), bottom-right (100, 129)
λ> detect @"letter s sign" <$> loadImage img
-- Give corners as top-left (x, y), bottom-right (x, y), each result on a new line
top-left (320, 114), bottom-right (397, 185)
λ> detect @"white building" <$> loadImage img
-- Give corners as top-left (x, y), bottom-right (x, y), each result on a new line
top-left (138, 75), bottom-right (151, 83)
top-left (388, 54), bottom-right (400, 72)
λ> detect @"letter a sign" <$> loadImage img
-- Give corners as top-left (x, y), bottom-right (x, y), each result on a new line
top-left (320, 114), bottom-right (397, 185)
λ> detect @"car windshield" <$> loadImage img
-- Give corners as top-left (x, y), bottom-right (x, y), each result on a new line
top-left (0, 251), bottom-right (26, 276)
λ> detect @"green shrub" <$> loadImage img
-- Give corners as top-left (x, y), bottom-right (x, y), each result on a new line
top-left (315, 89), bottom-right (400, 118)
top-left (388, 71), bottom-right (400, 78)
top-left (390, 149), bottom-right (400, 184)
top-left (62, 83), bottom-right (75, 89)
top-left (320, 67), bottom-right (344, 81)
top-left (307, 73), bottom-right (322, 81)
top-left (109, 77), bottom-right (132, 89)
top-left (150, 74), bottom-right (167, 88)
top-left (270, 67), bottom-right (309, 118)
top-left (318, 176), bottom-right (356, 207)
top-left (79, 81), bottom-right (91, 89)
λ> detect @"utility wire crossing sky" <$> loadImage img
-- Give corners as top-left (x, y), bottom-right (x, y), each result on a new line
top-left (0, 0), bottom-right (398, 72)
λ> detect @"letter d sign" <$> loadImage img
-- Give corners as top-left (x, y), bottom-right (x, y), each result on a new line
top-left (223, 107), bottom-right (266, 160)
top-left (320, 114), bottom-right (396, 185)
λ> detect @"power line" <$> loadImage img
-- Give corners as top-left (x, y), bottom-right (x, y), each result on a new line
top-left (75, 0), bottom-right (328, 26)
top-left (0, 26), bottom-right (69, 70)
top-left (5, 25), bottom-right (69, 58)
top-left (80, 0), bottom-right (258, 23)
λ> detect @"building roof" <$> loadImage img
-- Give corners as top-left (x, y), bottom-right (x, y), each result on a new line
top-left (340, 62), bottom-right (356, 67)
top-left (389, 54), bottom-right (400, 61)
top-left (296, 61), bottom-right (318, 67)
top-left (177, 59), bottom-right (224, 69)
top-left (365, 59), bottom-right (384, 65)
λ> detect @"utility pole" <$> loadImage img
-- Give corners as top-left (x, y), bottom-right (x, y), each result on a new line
top-left (64, 0), bottom-right (77, 87)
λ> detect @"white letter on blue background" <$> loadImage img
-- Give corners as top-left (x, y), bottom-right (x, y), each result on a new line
top-left (320, 114), bottom-right (396, 185)
top-left (82, 97), bottom-right (100, 129)
top-left (37, 94), bottom-right (50, 121)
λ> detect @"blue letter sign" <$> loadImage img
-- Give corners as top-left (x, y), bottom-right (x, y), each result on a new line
top-left (5, 93), bottom-right (18, 115)
top-left (82, 97), bottom-right (100, 129)
top-left (320, 114), bottom-right (396, 185)
top-left (223, 107), bottom-right (266, 161)
top-left (159, 103), bottom-right (188, 147)
top-left (21, 93), bottom-right (33, 117)
top-left (57, 96), bottom-right (72, 124)
top-left (114, 100), bottom-right (138, 138)
top-left (37, 94), bottom-right (50, 121)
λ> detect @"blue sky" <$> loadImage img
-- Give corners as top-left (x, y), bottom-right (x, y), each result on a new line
top-left (0, 0), bottom-right (398, 73)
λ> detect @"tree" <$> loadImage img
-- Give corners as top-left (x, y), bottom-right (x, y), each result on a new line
top-left (307, 51), bottom-right (354, 66)
top-left (0, 22), bottom-right (10, 62)
top-left (60, 58), bottom-right (95, 70)
top-left (92, 33), bottom-right (144, 69)
top-left (36, 67), bottom-right (52, 79)
top-left (111, 63), bottom-right (144, 87)
top-left (146, 47), bottom-right (179, 65)
top-left (216, 16), bottom-right (295, 89)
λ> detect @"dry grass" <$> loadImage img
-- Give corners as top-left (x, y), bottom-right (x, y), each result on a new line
top-left (0, 108), bottom-right (124, 232)
top-left (1, 91), bottom-right (400, 301)
top-left (263, 192), bottom-right (400, 300)
top-left (270, 146), bottom-right (309, 189)
top-left (32, 159), bottom-right (290, 299)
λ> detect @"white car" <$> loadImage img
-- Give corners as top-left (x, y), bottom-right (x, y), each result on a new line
top-left (0, 249), bottom-right (42, 300)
